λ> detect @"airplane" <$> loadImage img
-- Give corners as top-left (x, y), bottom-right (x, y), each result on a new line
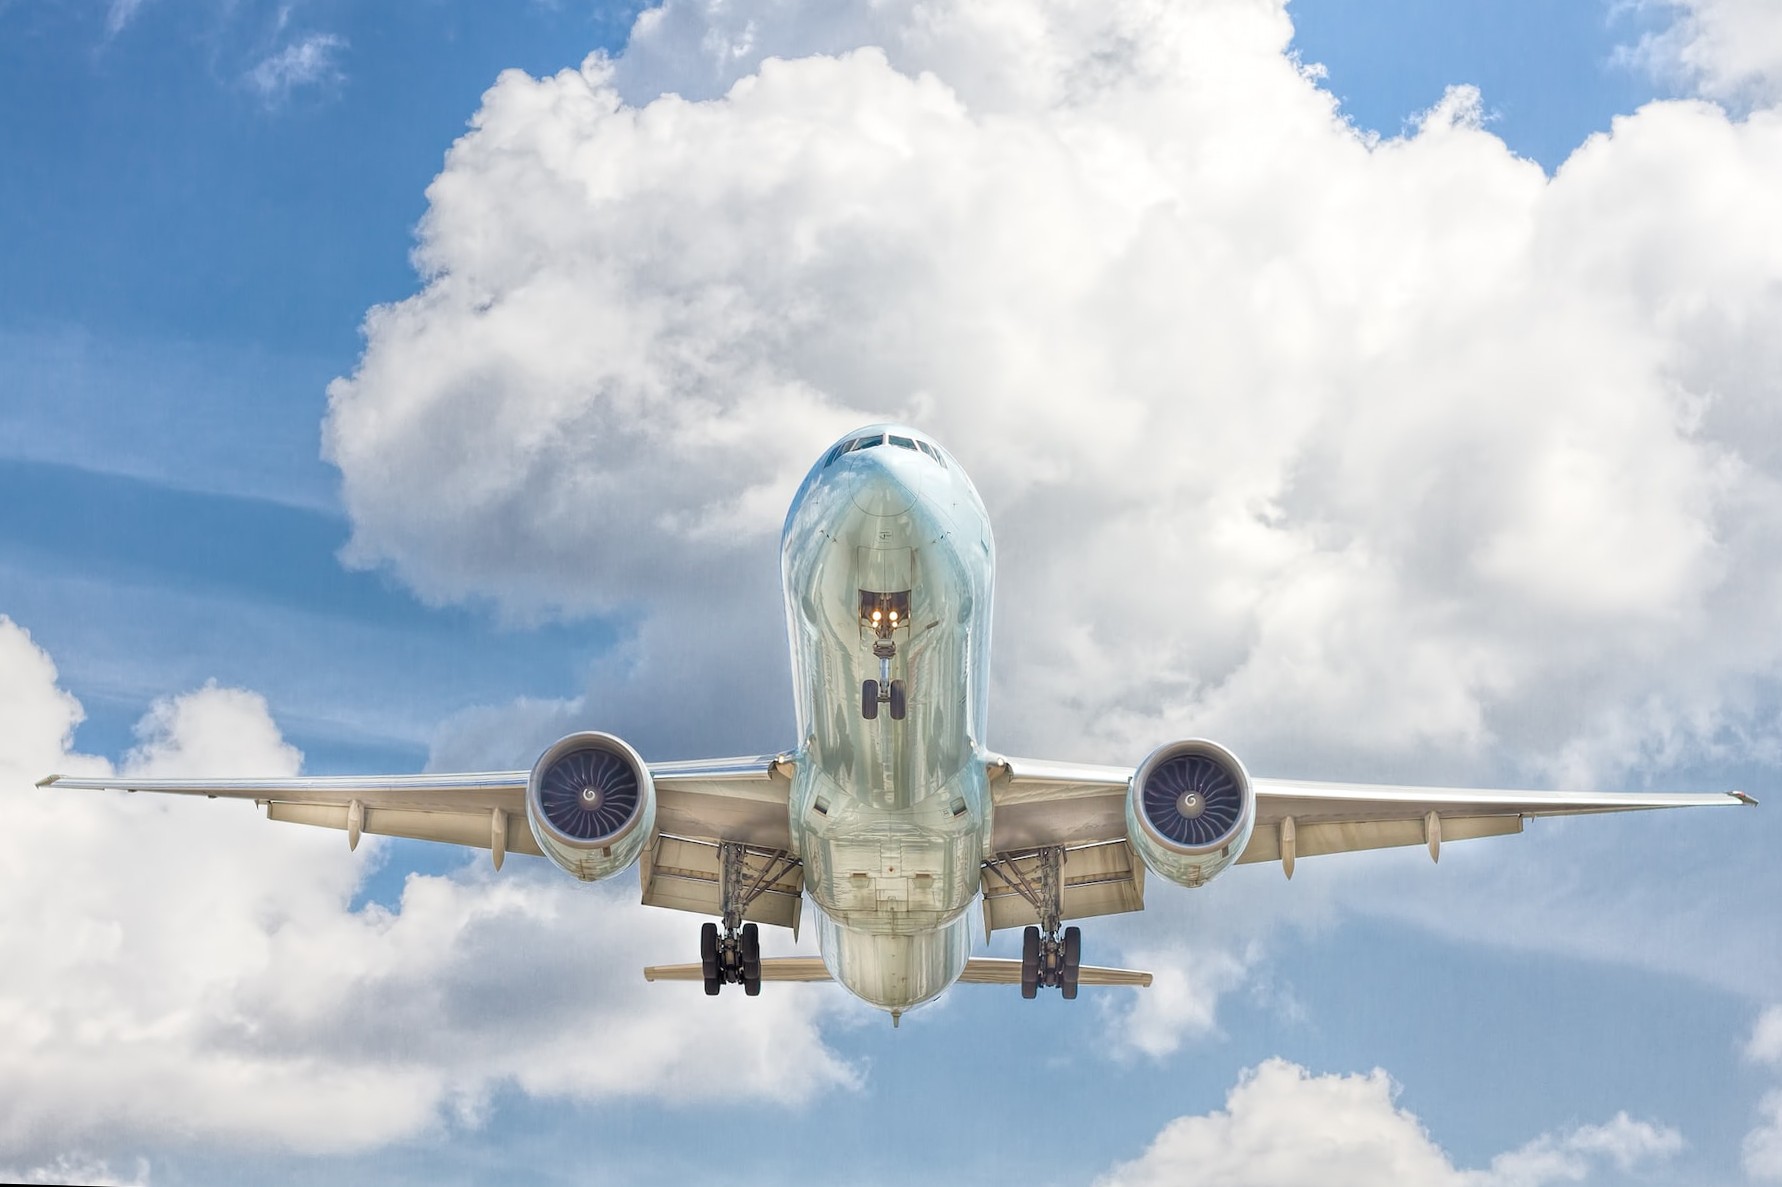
top-left (37, 424), bottom-right (1758, 1024)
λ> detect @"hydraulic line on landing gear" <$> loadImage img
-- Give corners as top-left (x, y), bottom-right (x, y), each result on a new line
top-left (982, 846), bottom-right (1084, 999)
top-left (701, 842), bottom-right (800, 997)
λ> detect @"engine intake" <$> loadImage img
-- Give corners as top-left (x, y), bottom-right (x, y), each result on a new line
top-left (525, 732), bottom-right (655, 882)
top-left (1126, 739), bottom-right (1255, 889)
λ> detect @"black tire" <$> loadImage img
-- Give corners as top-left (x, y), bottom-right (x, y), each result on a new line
top-left (888, 679), bottom-right (906, 720)
top-left (1020, 925), bottom-right (1040, 1000)
top-left (700, 921), bottom-right (719, 979)
top-left (741, 923), bottom-right (761, 976)
top-left (862, 679), bottom-right (879, 720)
top-left (1061, 926), bottom-right (1082, 1000)
top-left (704, 973), bottom-right (721, 996)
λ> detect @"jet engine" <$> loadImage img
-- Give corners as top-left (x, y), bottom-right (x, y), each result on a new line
top-left (1125, 739), bottom-right (1256, 889)
top-left (525, 732), bottom-right (656, 882)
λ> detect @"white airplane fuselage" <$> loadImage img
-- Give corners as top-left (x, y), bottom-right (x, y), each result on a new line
top-left (781, 426), bottom-right (994, 1012)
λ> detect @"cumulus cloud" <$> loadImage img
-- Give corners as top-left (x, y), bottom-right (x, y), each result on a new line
top-left (0, 1154), bottom-right (149, 1186)
top-left (325, 0), bottom-right (1782, 797)
top-left (1100, 941), bottom-right (1256, 1058)
top-left (1095, 1059), bottom-right (1681, 1187)
top-left (1624, 0), bottom-right (1782, 107)
top-left (0, 616), bottom-right (854, 1161)
top-left (1755, 1006), bottom-right (1782, 1066)
top-left (1751, 1091), bottom-right (1782, 1180)
top-left (1748, 1007), bottom-right (1782, 1179)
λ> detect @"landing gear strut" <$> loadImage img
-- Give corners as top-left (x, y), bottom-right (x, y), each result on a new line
top-left (700, 842), bottom-right (798, 997)
top-left (984, 845), bottom-right (1084, 999)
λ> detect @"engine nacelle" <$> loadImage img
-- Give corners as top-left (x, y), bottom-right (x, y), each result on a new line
top-left (1125, 739), bottom-right (1256, 889)
top-left (525, 732), bottom-right (656, 882)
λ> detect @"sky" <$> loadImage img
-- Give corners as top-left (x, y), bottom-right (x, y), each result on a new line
top-left (2, 0), bottom-right (1782, 1183)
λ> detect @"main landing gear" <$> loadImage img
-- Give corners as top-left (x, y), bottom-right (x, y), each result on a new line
top-left (984, 845), bottom-right (1084, 999)
top-left (1021, 923), bottom-right (1082, 1000)
top-left (700, 842), bottom-right (800, 997)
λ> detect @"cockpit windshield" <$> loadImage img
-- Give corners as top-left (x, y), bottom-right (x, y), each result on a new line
top-left (823, 432), bottom-right (947, 469)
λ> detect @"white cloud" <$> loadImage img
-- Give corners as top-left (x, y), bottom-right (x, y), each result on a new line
top-left (1624, 0), bottom-right (1782, 107)
top-left (0, 1154), bottom-right (150, 1186)
top-left (247, 32), bottom-right (347, 103)
top-left (1098, 941), bottom-right (1256, 1058)
top-left (324, 0), bottom-right (1782, 798)
top-left (1095, 1059), bottom-right (1680, 1187)
top-left (1752, 1005), bottom-right (1782, 1067)
top-left (0, 615), bottom-right (855, 1160)
top-left (1750, 1091), bottom-right (1782, 1180)
top-left (1748, 1008), bottom-right (1782, 1180)
top-left (103, 0), bottom-right (147, 37)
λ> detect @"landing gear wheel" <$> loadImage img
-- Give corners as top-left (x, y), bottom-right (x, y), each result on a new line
top-left (700, 921), bottom-right (721, 996)
top-left (1020, 926), bottom-right (1040, 1000)
top-left (1061, 926), bottom-right (1082, 1000)
top-left (741, 923), bottom-right (762, 996)
top-left (862, 679), bottom-right (880, 720)
top-left (888, 679), bottom-right (906, 721)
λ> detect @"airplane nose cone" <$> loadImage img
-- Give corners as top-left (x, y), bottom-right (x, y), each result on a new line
top-left (852, 469), bottom-right (916, 517)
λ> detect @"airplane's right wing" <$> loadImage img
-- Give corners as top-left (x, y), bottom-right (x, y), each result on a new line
top-left (981, 753), bottom-right (1754, 933)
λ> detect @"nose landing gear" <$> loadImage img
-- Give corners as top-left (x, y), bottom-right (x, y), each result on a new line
top-left (861, 675), bottom-right (907, 721)
top-left (860, 590), bottom-right (910, 721)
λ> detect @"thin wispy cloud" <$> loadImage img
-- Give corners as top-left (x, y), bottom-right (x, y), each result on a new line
top-left (103, 0), bottom-right (147, 37)
top-left (246, 31), bottom-right (347, 104)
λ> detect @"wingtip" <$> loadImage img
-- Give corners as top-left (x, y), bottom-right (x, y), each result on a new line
top-left (35, 774), bottom-right (60, 788)
top-left (1734, 791), bottom-right (1759, 806)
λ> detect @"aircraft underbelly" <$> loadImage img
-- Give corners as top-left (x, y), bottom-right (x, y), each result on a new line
top-left (779, 443), bottom-right (994, 1010)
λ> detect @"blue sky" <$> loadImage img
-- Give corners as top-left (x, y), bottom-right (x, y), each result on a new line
top-left (4, 1), bottom-right (1781, 1184)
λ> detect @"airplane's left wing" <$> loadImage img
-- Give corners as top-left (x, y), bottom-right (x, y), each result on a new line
top-left (35, 769), bottom-right (538, 857)
top-left (980, 754), bottom-right (1754, 932)
top-left (36, 755), bottom-right (798, 926)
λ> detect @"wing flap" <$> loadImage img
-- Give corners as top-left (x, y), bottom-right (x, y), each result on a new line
top-left (654, 757), bottom-right (794, 851)
top-left (980, 839), bottom-right (1145, 934)
top-left (987, 755), bottom-right (1127, 851)
top-left (638, 835), bottom-right (803, 930)
top-left (266, 801), bottom-right (545, 857)
top-left (1237, 813), bottom-right (1520, 864)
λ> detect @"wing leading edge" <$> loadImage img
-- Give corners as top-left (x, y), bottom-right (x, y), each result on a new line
top-left (36, 754), bottom-right (794, 868)
top-left (982, 753), bottom-right (1754, 931)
